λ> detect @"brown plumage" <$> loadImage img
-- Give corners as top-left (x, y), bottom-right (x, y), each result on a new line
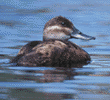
top-left (11, 40), bottom-right (90, 67)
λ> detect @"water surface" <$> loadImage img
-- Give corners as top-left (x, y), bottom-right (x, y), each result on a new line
top-left (0, 0), bottom-right (110, 100)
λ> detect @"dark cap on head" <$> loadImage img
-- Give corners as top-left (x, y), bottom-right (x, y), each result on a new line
top-left (44, 16), bottom-right (73, 30)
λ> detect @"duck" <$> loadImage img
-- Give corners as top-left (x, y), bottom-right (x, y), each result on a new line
top-left (11, 16), bottom-right (95, 67)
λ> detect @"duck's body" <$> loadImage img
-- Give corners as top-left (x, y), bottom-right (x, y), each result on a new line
top-left (11, 16), bottom-right (95, 67)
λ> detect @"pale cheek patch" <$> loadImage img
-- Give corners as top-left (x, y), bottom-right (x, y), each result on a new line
top-left (46, 25), bottom-right (73, 33)
top-left (44, 32), bottom-right (70, 40)
top-left (43, 25), bottom-right (73, 40)
top-left (46, 26), bottom-right (62, 30)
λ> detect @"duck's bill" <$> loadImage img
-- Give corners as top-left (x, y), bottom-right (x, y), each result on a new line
top-left (71, 31), bottom-right (95, 40)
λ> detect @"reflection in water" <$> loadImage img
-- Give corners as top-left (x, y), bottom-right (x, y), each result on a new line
top-left (9, 63), bottom-right (86, 83)
top-left (35, 64), bottom-right (86, 82)
top-left (0, 64), bottom-right (85, 100)
top-left (24, 67), bottom-right (76, 83)
top-left (1, 60), bottom-right (110, 99)
top-left (0, 63), bottom-right (86, 100)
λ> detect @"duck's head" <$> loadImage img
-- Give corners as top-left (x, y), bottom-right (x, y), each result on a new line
top-left (43, 16), bottom-right (95, 41)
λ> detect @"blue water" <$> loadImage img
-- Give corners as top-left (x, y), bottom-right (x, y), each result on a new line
top-left (0, 0), bottom-right (110, 100)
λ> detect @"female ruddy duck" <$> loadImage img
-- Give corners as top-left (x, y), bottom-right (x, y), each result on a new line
top-left (11, 16), bottom-right (95, 67)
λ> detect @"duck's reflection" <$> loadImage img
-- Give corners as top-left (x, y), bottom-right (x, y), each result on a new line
top-left (15, 63), bottom-right (88, 83)
top-left (5, 63), bottom-right (90, 100)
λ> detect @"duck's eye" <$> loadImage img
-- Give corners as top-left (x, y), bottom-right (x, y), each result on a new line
top-left (61, 22), bottom-right (65, 25)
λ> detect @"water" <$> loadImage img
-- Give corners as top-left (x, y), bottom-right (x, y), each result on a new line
top-left (0, 0), bottom-right (110, 99)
